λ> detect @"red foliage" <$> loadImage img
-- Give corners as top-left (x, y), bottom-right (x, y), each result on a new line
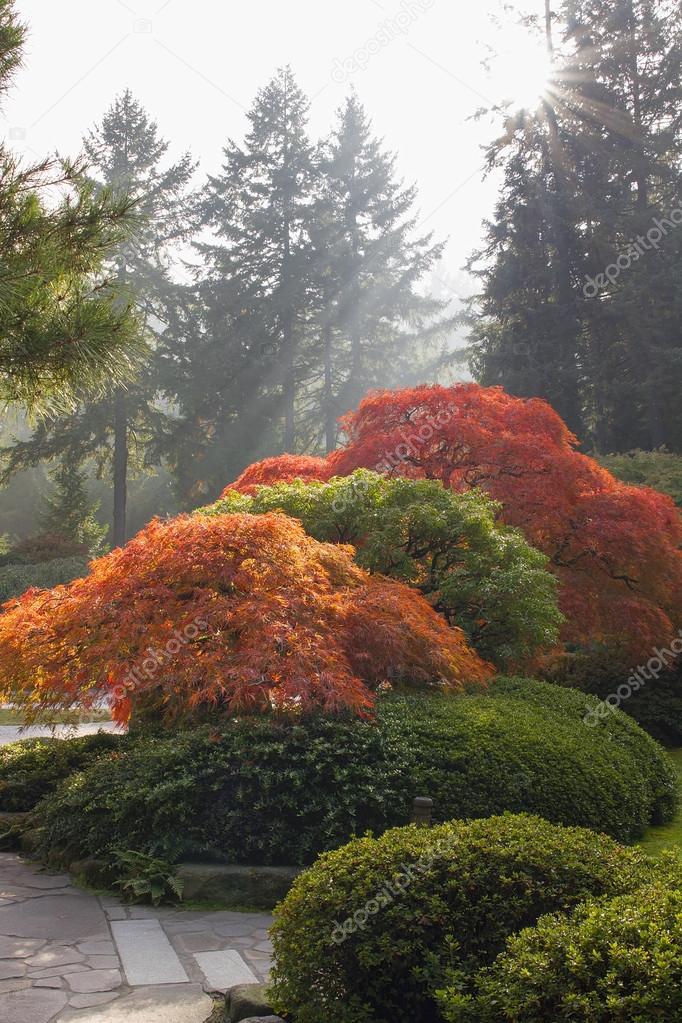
top-left (0, 512), bottom-right (492, 724)
top-left (225, 454), bottom-right (332, 497)
top-left (326, 384), bottom-right (682, 659)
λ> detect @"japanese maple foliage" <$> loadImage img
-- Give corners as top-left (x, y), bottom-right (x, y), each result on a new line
top-left (327, 384), bottom-right (682, 659)
top-left (222, 384), bottom-right (682, 659)
top-left (0, 512), bottom-right (492, 725)
top-left (225, 454), bottom-right (332, 496)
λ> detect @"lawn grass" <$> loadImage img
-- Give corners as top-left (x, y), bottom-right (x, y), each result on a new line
top-left (0, 707), bottom-right (112, 725)
top-left (638, 747), bottom-right (682, 859)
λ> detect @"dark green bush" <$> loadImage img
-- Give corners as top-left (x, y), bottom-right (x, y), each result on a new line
top-left (0, 555), bottom-right (88, 603)
top-left (269, 814), bottom-right (667, 1023)
top-left (543, 646), bottom-right (682, 745)
top-left (598, 449), bottom-right (682, 506)
top-left (35, 682), bottom-right (677, 867)
top-left (454, 879), bottom-right (682, 1022)
top-left (0, 731), bottom-right (124, 811)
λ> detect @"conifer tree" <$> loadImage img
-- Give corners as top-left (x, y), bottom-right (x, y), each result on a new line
top-left (40, 458), bottom-right (107, 555)
top-left (469, 0), bottom-right (682, 450)
top-left (310, 93), bottom-right (451, 451)
top-left (0, 1), bottom-right (141, 415)
top-left (3, 91), bottom-right (197, 545)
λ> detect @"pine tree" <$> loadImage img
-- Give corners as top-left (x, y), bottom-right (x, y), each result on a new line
top-left (3, 91), bottom-right (197, 545)
top-left (40, 458), bottom-right (107, 555)
top-left (0, 1), bottom-right (142, 415)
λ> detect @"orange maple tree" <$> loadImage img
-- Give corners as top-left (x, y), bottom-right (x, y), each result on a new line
top-left (0, 512), bottom-right (492, 724)
top-left (225, 454), bottom-right (332, 496)
top-left (225, 385), bottom-right (682, 659)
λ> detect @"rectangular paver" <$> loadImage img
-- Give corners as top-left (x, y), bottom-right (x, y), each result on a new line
top-left (193, 949), bottom-right (258, 990)
top-left (111, 920), bottom-right (189, 986)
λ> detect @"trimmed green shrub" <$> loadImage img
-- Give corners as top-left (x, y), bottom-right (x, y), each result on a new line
top-left (0, 731), bottom-right (124, 811)
top-left (453, 879), bottom-right (682, 1022)
top-left (200, 471), bottom-right (563, 667)
top-left (35, 683), bottom-right (677, 868)
top-left (543, 646), bottom-right (682, 745)
top-left (269, 814), bottom-right (668, 1023)
top-left (0, 555), bottom-right (88, 603)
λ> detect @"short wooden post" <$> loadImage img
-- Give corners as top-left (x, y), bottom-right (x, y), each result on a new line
top-left (412, 796), bottom-right (433, 827)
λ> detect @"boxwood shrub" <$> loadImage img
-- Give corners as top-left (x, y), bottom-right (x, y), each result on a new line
top-left (269, 814), bottom-right (669, 1023)
top-left (0, 731), bottom-right (125, 812)
top-left (34, 681), bottom-right (677, 867)
top-left (453, 879), bottom-right (682, 1022)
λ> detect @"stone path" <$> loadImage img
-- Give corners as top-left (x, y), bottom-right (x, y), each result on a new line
top-left (0, 723), bottom-right (121, 748)
top-left (0, 852), bottom-right (274, 1022)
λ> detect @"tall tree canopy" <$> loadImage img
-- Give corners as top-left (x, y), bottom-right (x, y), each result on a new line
top-left (167, 72), bottom-right (451, 503)
top-left (468, 0), bottom-right (682, 451)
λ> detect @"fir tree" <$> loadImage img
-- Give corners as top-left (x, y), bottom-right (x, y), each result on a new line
top-left (40, 458), bottom-right (107, 555)
top-left (309, 93), bottom-right (452, 452)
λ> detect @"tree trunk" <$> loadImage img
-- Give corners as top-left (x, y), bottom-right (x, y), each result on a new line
top-left (113, 389), bottom-right (128, 548)
top-left (323, 323), bottom-right (336, 453)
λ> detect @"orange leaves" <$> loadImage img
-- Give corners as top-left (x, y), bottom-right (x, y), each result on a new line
top-left (223, 384), bottom-right (682, 661)
top-left (224, 454), bottom-right (331, 496)
top-left (328, 384), bottom-right (682, 659)
top-left (0, 512), bottom-right (492, 724)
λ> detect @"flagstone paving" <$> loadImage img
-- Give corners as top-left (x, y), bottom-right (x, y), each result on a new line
top-left (0, 852), bottom-right (274, 1022)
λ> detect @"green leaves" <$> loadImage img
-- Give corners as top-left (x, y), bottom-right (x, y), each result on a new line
top-left (113, 849), bottom-right (184, 907)
top-left (202, 470), bottom-right (563, 667)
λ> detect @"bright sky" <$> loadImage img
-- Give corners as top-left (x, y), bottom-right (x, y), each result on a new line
top-left (3, 0), bottom-right (550, 304)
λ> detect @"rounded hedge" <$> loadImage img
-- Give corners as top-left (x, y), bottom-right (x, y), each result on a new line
top-left (0, 731), bottom-right (125, 812)
top-left (269, 814), bottom-right (667, 1023)
top-left (34, 681), bottom-right (677, 868)
top-left (456, 879), bottom-right (682, 1022)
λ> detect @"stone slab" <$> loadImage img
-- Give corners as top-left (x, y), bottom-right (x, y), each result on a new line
top-left (67, 968), bottom-right (121, 993)
top-left (111, 920), bottom-right (189, 986)
top-left (0, 895), bottom-right (105, 940)
top-left (193, 949), bottom-right (257, 990)
top-left (0, 986), bottom-right (67, 1023)
top-left (57, 983), bottom-right (213, 1022)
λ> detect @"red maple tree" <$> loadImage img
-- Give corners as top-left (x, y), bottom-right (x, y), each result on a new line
top-left (225, 454), bottom-right (332, 496)
top-left (222, 385), bottom-right (682, 659)
top-left (0, 512), bottom-right (492, 724)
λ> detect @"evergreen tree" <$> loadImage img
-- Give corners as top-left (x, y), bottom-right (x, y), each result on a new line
top-left (0, 1), bottom-right (141, 415)
top-left (468, 0), bottom-right (682, 450)
top-left (309, 93), bottom-right (452, 451)
top-left (40, 458), bottom-right (107, 555)
top-left (3, 91), bottom-right (197, 545)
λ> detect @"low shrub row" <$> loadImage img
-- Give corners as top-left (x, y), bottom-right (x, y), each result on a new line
top-left (0, 731), bottom-right (125, 812)
top-left (29, 680), bottom-right (677, 868)
top-left (269, 813), bottom-right (680, 1023)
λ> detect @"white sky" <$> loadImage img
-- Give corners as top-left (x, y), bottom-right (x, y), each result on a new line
top-left (3, 0), bottom-right (543, 304)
